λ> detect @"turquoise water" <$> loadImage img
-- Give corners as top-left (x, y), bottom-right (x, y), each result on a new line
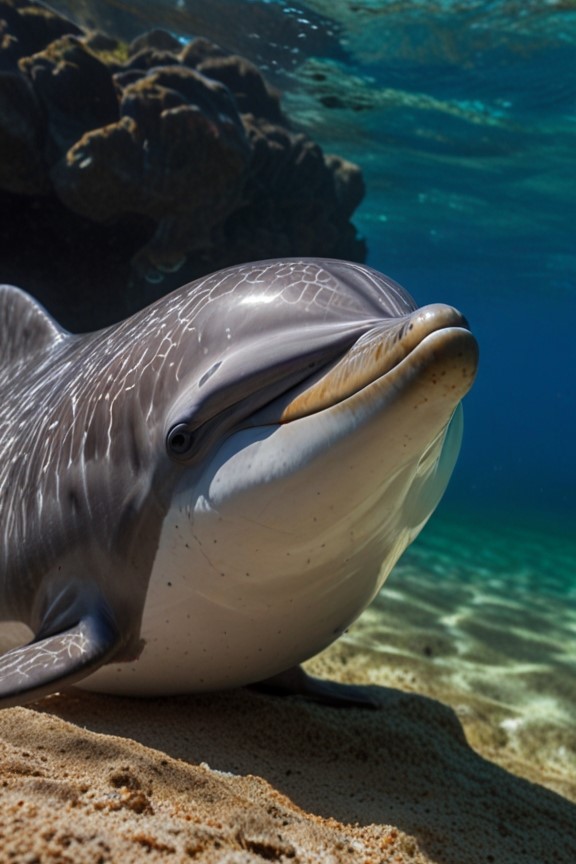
top-left (338, 512), bottom-right (576, 799)
top-left (45, 0), bottom-right (576, 789)
top-left (278, 1), bottom-right (576, 529)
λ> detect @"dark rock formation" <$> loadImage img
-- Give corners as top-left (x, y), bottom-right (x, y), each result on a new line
top-left (51, 63), bottom-right (252, 279)
top-left (0, 0), bottom-right (365, 329)
top-left (20, 35), bottom-right (120, 159)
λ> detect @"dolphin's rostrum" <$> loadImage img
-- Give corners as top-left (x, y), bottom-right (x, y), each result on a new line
top-left (0, 259), bottom-right (478, 708)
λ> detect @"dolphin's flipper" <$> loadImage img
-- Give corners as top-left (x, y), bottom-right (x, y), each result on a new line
top-left (250, 665), bottom-right (379, 709)
top-left (0, 613), bottom-right (121, 709)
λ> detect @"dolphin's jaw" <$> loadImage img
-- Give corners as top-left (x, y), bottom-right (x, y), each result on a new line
top-left (248, 304), bottom-right (476, 427)
top-left (81, 317), bottom-right (476, 697)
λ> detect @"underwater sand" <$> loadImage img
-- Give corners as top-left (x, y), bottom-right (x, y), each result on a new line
top-left (325, 512), bottom-right (576, 803)
top-left (1, 513), bottom-right (575, 862)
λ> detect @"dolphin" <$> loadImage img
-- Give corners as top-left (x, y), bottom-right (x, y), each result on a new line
top-left (0, 258), bottom-right (478, 709)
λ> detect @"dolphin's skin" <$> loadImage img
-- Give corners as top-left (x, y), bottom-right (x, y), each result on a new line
top-left (0, 259), bottom-right (478, 708)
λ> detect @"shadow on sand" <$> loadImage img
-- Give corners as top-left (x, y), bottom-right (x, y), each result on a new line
top-left (33, 682), bottom-right (576, 863)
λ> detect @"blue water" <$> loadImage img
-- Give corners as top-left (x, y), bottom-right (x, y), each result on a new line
top-left (273, 0), bottom-right (576, 529)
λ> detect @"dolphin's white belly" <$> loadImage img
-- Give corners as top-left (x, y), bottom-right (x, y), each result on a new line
top-left (111, 517), bottom-right (390, 695)
top-left (84, 504), bottom-right (399, 696)
top-left (82, 405), bottom-right (462, 697)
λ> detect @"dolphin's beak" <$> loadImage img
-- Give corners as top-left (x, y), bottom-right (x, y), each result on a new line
top-left (255, 304), bottom-right (478, 424)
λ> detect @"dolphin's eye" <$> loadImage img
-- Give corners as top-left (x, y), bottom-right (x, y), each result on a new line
top-left (166, 423), bottom-right (195, 458)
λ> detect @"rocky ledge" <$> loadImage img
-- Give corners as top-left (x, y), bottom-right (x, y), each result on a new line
top-left (0, 0), bottom-right (366, 329)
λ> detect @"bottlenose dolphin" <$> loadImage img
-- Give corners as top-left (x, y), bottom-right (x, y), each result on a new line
top-left (0, 259), bottom-right (478, 709)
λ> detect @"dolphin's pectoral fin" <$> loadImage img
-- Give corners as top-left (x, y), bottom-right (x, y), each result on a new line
top-left (249, 665), bottom-right (380, 710)
top-left (0, 612), bottom-right (121, 709)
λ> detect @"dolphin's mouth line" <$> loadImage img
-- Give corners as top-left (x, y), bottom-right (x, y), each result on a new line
top-left (248, 306), bottom-right (477, 427)
top-left (175, 306), bottom-right (477, 464)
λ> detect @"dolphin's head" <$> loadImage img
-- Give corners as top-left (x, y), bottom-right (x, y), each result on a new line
top-left (159, 259), bottom-right (475, 467)
top-left (160, 260), bottom-right (477, 512)
top-left (118, 258), bottom-right (478, 692)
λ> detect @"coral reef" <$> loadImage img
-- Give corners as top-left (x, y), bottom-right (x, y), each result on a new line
top-left (0, 1), bottom-right (365, 329)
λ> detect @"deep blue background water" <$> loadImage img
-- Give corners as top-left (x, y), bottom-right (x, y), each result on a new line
top-left (51, 0), bottom-right (575, 532)
top-left (271, 0), bottom-right (576, 530)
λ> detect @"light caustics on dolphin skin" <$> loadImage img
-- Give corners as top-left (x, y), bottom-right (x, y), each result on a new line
top-left (0, 259), bottom-right (477, 706)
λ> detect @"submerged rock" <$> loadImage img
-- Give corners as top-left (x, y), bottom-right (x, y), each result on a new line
top-left (51, 64), bottom-right (251, 279)
top-left (0, 70), bottom-right (48, 194)
top-left (0, 0), bottom-right (81, 69)
top-left (0, 1), bottom-right (366, 329)
top-left (20, 35), bottom-right (119, 159)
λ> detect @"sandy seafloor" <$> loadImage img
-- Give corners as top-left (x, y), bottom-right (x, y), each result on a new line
top-left (1, 513), bottom-right (575, 863)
